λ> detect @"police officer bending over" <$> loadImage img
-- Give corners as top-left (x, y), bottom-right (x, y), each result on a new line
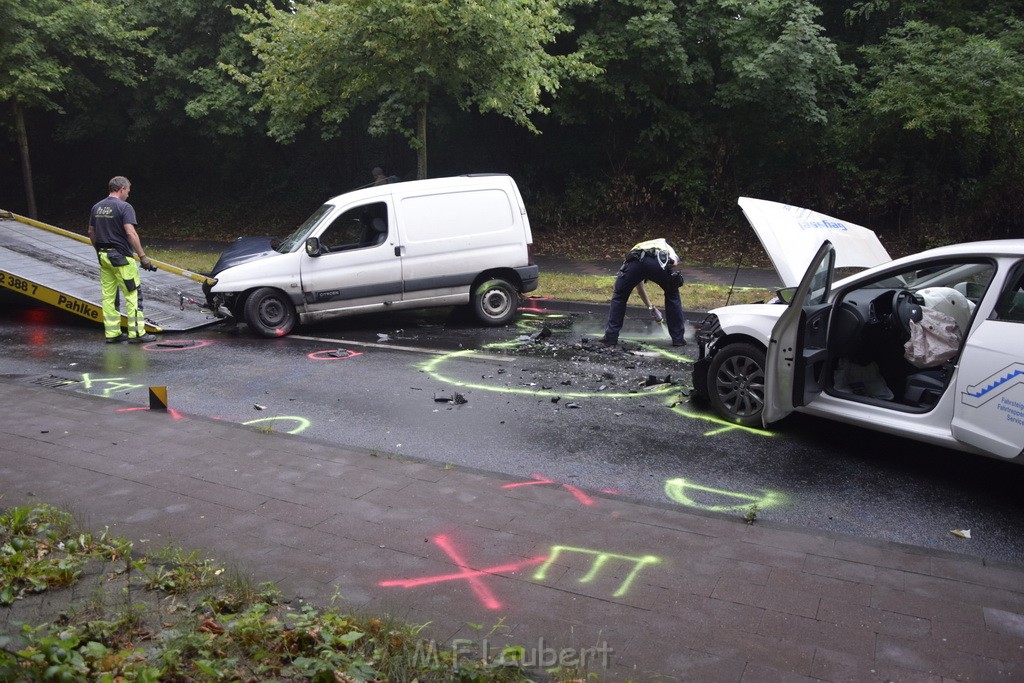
top-left (601, 238), bottom-right (686, 347)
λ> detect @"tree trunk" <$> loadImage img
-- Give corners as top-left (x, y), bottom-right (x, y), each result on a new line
top-left (13, 101), bottom-right (38, 219)
top-left (416, 99), bottom-right (428, 180)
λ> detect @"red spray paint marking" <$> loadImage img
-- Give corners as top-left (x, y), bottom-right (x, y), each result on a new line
top-left (378, 534), bottom-right (546, 610)
top-left (116, 406), bottom-right (186, 420)
top-left (502, 473), bottom-right (595, 506)
top-left (307, 349), bottom-right (364, 360)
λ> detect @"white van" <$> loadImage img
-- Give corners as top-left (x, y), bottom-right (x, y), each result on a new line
top-left (204, 174), bottom-right (539, 337)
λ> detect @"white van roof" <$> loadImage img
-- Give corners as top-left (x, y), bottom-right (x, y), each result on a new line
top-left (327, 174), bottom-right (519, 205)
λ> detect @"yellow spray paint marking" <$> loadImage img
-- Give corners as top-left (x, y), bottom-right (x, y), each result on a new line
top-left (420, 341), bottom-right (683, 400)
top-left (79, 373), bottom-right (146, 398)
top-left (533, 546), bottom-right (660, 597)
top-left (666, 400), bottom-right (775, 437)
top-left (664, 477), bottom-right (786, 512)
top-left (242, 416), bottom-right (311, 435)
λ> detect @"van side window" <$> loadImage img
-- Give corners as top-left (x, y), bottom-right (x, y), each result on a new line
top-left (319, 202), bottom-right (388, 253)
top-left (994, 267), bottom-right (1024, 323)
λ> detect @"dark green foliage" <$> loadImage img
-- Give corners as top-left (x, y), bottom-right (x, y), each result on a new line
top-left (2, 0), bottom-right (1021, 249)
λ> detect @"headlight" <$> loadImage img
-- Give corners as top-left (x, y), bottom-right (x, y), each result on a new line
top-left (694, 313), bottom-right (721, 347)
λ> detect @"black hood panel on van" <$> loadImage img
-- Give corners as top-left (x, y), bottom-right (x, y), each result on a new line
top-left (211, 236), bottom-right (277, 277)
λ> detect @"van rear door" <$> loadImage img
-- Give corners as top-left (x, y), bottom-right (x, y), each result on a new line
top-left (398, 181), bottom-right (526, 303)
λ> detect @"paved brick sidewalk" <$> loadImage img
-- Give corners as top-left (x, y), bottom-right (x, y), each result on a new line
top-left (2, 379), bottom-right (1022, 681)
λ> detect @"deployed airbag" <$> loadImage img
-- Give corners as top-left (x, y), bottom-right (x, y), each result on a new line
top-left (915, 287), bottom-right (974, 333)
top-left (904, 307), bottom-right (961, 368)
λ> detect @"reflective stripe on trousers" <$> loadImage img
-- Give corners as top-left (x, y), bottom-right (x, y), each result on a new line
top-left (98, 252), bottom-right (146, 338)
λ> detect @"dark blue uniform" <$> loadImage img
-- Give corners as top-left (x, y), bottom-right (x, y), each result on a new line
top-left (603, 239), bottom-right (685, 345)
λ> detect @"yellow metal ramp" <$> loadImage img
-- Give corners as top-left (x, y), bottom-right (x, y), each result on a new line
top-left (0, 211), bottom-right (220, 332)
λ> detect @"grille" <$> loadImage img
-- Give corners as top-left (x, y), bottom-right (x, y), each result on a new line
top-left (30, 375), bottom-right (81, 388)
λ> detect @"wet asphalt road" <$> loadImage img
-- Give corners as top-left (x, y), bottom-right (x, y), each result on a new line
top-left (2, 293), bottom-right (1024, 568)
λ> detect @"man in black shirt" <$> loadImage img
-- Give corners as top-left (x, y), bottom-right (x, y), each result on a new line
top-left (87, 176), bottom-right (156, 343)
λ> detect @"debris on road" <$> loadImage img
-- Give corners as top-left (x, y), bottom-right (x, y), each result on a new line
top-left (950, 529), bottom-right (971, 539)
top-left (487, 328), bottom-right (696, 403)
top-left (433, 392), bottom-right (468, 405)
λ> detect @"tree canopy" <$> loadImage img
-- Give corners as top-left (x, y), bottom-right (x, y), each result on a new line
top-left (2, 0), bottom-right (1022, 247)
top-left (0, 0), bottom-right (153, 217)
top-left (231, 0), bottom-right (598, 178)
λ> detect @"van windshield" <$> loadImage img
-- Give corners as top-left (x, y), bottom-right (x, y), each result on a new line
top-left (277, 204), bottom-right (334, 253)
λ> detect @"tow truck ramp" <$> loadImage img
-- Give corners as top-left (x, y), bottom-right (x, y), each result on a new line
top-left (0, 211), bottom-right (220, 332)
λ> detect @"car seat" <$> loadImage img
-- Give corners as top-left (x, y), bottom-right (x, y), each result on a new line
top-left (368, 217), bottom-right (387, 246)
top-left (360, 217), bottom-right (388, 247)
top-left (903, 366), bottom-right (949, 408)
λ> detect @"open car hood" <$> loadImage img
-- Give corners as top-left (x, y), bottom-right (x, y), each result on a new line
top-left (738, 197), bottom-right (891, 288)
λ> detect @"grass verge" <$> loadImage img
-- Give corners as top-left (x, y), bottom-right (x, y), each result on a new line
top-left (1, 502), bottom-right (596, 682)
top-left (533, 272), bottom-right (772, 310)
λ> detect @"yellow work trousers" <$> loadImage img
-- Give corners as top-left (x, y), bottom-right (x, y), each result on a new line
top-left (98, 251), bottom-right (146, 339)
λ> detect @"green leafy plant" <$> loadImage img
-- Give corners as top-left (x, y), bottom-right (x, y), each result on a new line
top-left (0, 502), bottom-right (565, 681)
top-left (745, 504), bottom-right (761, 525)
top-left (138, 546), bottom-right (221, 594)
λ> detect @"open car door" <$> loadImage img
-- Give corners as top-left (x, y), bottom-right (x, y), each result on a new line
top-left (763, 240), bottom-right (836, 426)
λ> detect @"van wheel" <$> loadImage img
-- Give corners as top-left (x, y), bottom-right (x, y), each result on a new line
top-left (244, 287), bottom-right (296, 338)
top-left (472, 278), bottom-right (518, 326)
top-left (707, 342), bottom-right (766, 427)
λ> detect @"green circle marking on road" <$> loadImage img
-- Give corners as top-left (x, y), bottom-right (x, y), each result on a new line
top-left (420, 341), bottom-right (684, 400)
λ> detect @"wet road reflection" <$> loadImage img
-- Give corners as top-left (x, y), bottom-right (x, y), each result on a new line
top-left (2, 292), bottom-right (1023, 566)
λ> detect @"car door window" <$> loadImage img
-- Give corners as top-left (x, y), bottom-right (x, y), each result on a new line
top-left (993, 267), bottom-right (1024, 322)
top-left (319, 202), bottom-right (388, 253)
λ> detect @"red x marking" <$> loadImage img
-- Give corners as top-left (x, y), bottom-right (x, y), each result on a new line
top-left (502, 473), bottom-right (595, 506)
top-left (379, 534), bottom-right (546, 610)
top-left (116, 406), bottom-right (186, 420)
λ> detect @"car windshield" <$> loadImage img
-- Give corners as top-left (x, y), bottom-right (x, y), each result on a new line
top-left (860, 262), bottom-right (992, 291)
top-left (276, 204), bottom-right (334, 253)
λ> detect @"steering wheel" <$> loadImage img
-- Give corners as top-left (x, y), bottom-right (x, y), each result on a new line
top-left (892, 289), bottom-right (923, 337)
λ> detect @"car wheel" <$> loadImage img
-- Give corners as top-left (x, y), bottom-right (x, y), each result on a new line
top-left (707, 342), bottom-right (766, 427)
top-left (244, 287), bottom-right (296, 338)
top-left (472, 278), bottom-right (518, 326)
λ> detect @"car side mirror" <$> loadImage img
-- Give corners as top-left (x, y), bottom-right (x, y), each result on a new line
top-left (305, 237), bottom-right (322, 257)
top-left (775, 287), bottom-right (797, 304)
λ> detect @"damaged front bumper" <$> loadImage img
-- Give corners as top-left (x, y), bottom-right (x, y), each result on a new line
top-left (201, 281), bottom-right (235, 319)
top-left (690, 313), bottom-right (723, 400)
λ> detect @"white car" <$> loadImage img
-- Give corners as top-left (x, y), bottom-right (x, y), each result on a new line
top-left (692, 198), bottom-right (1024, 463)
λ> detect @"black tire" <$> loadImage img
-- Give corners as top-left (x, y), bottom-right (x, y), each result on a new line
top-left (707, 342), bottom-right (766, 427)
top-left (472, 278), bottom-right (518, 326)
top-left (244, 287), bottom-right (297, 338)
